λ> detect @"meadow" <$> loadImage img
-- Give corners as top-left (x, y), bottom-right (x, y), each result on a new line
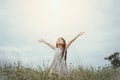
top-left (0, 61), bottom-right (120, 80)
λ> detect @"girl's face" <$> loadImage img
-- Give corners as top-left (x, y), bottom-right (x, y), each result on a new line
top-left (56, 38), bottom-right (64, 45)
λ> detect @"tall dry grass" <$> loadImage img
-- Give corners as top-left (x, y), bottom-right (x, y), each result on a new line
top-left (0, 61), bottom-right (120, 80)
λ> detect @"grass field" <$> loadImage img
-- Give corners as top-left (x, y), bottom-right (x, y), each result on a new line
top-left (0, 61), bottom-right (120, 80)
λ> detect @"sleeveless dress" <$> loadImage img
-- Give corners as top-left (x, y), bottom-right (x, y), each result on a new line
top-left (48, 48), bottom-right (69, 77)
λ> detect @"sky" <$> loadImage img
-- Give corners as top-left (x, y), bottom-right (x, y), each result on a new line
top-left (0, 0), bottom-right (120, 68)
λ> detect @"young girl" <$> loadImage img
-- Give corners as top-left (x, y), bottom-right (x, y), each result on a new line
top-left (38, 32), bottom-right (85, 77)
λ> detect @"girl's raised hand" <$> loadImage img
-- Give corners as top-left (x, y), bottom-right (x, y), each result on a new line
top-left (38, 39), bottom-right (44, 43)
top-left (78, 32), bottom-right (85, 36)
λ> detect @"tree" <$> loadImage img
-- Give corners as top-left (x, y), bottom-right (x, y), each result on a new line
top-left (105, 52), bottom-right (120, 68)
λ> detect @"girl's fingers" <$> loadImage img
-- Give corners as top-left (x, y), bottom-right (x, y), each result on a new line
top-left (38, 40), bottom-right (41, 42)
top-left (82, 32), bottom-right (85, 34)
top-left (38, 39), bottom-right (43, 43)
top-left (79, 32), bottom-right (85, 36)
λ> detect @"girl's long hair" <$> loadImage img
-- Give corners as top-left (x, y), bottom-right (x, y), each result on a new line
top-left (56, 37), bottom-right (67, 61)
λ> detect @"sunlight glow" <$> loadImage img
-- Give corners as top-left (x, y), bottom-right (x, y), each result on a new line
top-left (16, 0), bottom-right (99, 39)
top-left (8, 0), bottom-right (106, 41)
top-left (50, 0), bottom-right (62, 9)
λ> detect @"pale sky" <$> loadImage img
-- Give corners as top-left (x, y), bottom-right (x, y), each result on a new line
top-left (0, 0), bottom-right (120, 68)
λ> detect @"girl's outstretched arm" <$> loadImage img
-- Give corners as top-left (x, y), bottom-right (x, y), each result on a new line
top-left (66, 32), bottom-right (85, 49)
top-left (38, 39), bottom-right (55, 49)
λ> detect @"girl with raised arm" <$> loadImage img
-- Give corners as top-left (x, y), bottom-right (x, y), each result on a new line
top-left (38, 32), bottom-right (85, 78)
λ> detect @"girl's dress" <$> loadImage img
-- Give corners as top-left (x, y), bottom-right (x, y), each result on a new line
top-left (48, 48), bottom-right (69, 77)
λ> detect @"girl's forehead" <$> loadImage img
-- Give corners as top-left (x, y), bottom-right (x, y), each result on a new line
top-left (57, 38), bottom-right (63, 40)
top-left (57, 38), bottom-right (61, 41)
